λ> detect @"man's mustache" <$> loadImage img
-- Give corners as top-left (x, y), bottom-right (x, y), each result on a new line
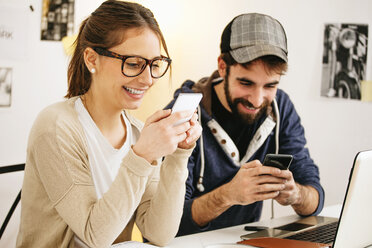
top-left (234, 98), bottom-right (262, 109)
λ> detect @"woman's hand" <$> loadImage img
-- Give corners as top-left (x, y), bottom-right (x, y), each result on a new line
top-left (132, 109), bottom-right (198, 163)
top-left (178, 111), bottom-right (202, 149)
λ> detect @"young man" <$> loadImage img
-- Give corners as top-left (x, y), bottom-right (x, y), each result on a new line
top-left (167, 13), bottom-right (324, 236)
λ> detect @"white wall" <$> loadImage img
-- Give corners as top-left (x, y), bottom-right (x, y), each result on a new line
top-left (1, 0), bottom-right (371, 246)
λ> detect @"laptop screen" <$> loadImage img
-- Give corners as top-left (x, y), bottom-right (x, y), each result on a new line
top-left (333, 150), bottom-right (372, 247)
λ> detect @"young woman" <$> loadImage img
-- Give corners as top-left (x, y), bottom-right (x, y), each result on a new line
top-left (16, 1), bottom-right (201, 247)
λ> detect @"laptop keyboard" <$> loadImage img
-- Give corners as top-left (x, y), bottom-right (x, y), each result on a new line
top-left (284, 221), bottom-right (338, 244)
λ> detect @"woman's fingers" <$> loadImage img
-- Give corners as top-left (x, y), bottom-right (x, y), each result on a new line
top-left (145, 109), bottom-right (171, 126)
top-left (185, 122), bottom-right (202, 144)
top-left (167, 110), bottom-right (194, 126)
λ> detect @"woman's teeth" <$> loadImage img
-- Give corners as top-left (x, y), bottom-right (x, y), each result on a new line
top-left (123, 86), bottom-right (144, 95)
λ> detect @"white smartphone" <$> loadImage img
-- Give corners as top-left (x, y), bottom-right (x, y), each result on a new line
top-left (171, 93), bottom-right (202, 126)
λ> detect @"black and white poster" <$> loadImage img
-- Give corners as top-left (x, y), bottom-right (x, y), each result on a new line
top-left (41, 0), bottom-right (75, 41)
top-left (321, 23), bottom-right (368, 100)
top-left (0, 67), bottom-right (12, 107)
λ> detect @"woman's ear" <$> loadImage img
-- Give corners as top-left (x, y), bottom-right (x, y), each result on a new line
top-left (83, 47), bottom-right (98, 73)
top-left (217, 56), bottom-right (227, 78)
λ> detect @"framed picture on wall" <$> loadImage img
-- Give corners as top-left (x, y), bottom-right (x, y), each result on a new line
top-left (0, 67), bottom-right (12, 107)
top-left (40, 0), bottom-right (75, 41)
top-left (321, 23), bottom-right (368, 100)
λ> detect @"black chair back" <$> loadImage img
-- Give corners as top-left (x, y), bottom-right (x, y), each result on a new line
top-left (0, 163), bottom-right (25, 239)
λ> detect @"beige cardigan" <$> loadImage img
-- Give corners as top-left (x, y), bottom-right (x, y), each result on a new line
top-left (16, 97), bottom-right (192, 248)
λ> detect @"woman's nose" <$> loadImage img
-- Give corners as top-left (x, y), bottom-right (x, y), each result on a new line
top-left (137, 65), bottom-right (153, 87)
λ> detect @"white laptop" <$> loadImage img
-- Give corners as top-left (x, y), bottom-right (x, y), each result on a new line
top-left (241, 150), bottom-right (372, 248)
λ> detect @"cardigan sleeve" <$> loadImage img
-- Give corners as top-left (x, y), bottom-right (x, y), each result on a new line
top-left (176, 143), bottom-right (213, 236)
top-left (135, 147), bottom-right (191, 246)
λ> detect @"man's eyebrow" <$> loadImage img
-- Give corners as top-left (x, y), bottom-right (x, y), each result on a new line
top-left (236, 77), bottom-right (254, 84)
top-left (266, 81), bottom-right (280, 86)
top-left (236, 77), bottom-right (279, 85)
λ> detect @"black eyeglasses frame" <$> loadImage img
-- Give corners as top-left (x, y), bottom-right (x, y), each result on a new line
top-left (92, 47), bottom-right (172, 79)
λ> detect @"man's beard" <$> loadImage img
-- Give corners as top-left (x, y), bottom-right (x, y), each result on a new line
top-left (224, 74), bottom-right (270, 125)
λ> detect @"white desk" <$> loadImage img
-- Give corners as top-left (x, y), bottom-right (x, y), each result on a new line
top-left (165, 204), bottom-right (342, 248)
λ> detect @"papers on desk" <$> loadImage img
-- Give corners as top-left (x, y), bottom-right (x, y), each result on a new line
top-left (204, 244), bottom-right (249, 248)
top-left (111, 241), bottom-right (158, 248)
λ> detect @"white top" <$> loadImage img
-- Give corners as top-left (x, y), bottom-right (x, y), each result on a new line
top-left (74, 98), bottom-right (139, 247)
top-left (75, 97), bottom-right (138, 199)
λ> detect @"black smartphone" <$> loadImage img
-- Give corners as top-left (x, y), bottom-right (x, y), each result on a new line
top-left (244, 225), bottom-right (268, 232)
top-left (263, 154), bottom-right (293, 170)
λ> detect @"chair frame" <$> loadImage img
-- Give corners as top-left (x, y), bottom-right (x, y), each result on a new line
top-left (0, 163), bottom-right (25, 239)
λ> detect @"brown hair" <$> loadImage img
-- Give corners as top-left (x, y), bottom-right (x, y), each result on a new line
top-left (220, 52), bottom-right (288, 76)
top-left (66, 0), bottom-right (170, 98)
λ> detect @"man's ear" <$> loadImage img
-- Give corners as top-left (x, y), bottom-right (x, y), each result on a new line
top-left (217, 56), bottom-right (227, 78)
top-left (83, 47), bottom-right (98, 73)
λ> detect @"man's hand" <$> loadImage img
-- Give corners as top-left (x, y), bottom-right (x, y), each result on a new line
top-left (191, 160), bottom-right (286, 226)
top-left (272, 169), bottom-right (300, 206)
top-left (222, 160), bottom-right (286, 206)
top-left (272, 169), bottom-right (319, 216)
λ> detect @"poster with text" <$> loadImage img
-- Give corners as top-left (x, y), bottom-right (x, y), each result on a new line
top-left (41, 0), bottom-right (75, 41)
top-left (321, 23), bottom-right (368, 100)
top-left (0, 67), bottom-right (12, 107)
top-left (0, 5), bottom-right (28, 60)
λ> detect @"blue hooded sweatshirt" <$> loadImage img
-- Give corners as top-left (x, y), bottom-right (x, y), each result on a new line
top-left (166, 71), bottom-right (324, 236)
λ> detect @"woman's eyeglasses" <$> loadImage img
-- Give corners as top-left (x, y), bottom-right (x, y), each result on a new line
top-left (93, 47), bottom-right (172, 79)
